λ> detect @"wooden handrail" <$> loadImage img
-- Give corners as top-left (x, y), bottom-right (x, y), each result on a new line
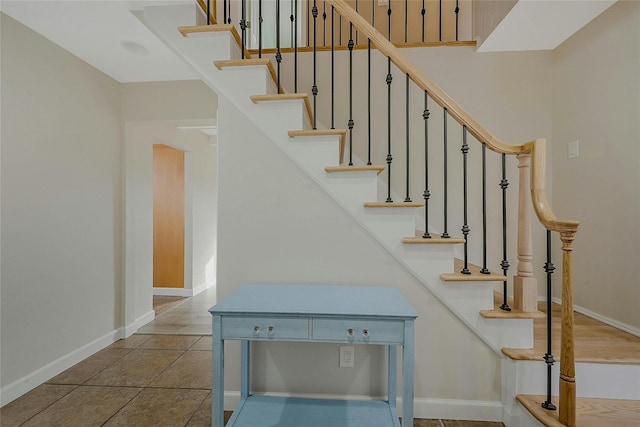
top-left (330, 1), bottom-right (580, 425)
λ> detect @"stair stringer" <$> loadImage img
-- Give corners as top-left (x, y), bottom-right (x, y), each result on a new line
top-left (141, 3), bottom-right (534, 352)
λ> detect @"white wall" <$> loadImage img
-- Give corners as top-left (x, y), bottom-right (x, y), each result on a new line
top-left (1, 13), bottom-right (122, 400)
top-left (122, 80), bottom-right (218, 325)
top-left (552, 0), bottom-right (640, 330)
top-left (216, 97), bottom-right (502, 415)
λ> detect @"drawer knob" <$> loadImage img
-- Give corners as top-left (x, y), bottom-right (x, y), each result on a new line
top-left (267, 326), bottom-right (274, 334)
top-left (347, 328), bottom-right (354, 336)
top-left (253, 326), bottom-right (260, 334)
top-left (362, 329), bottom-right (369, 337)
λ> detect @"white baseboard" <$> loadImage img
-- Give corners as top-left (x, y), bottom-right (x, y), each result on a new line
top-left (222, 391), bottom-right (502, 422)
top-left (0, 328), bottom-right (123, 406)
top-left (124, 310), bottom-right (156, 338)
top-left (551, 297), bottom-right (640, 337)
top-left (152, 283), bottom-right (212, 298)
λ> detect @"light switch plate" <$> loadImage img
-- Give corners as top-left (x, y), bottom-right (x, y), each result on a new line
top-left (568, 140), bottom-right (579, 159)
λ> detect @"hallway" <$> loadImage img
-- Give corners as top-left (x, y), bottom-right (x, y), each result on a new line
top-left (0, 288), bottom-right (503, 427)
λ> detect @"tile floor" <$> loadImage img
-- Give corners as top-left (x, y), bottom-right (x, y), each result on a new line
top-left (1, 288), bottom-right (504, 427)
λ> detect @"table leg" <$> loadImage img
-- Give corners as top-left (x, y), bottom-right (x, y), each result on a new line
top-left (241, 340), bottom-right (250, 398)
top-left (388, 345), bottom-right (397, 409)
top-left (212, 315), bottom-right (224, 427)
top-left (402, 320), bottom-right (415, 426)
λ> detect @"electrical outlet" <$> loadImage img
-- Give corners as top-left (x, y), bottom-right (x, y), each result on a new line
top-left (339, 346), bottom-right (354, 368)
top-left (378, 0), bottom-right (389, 5)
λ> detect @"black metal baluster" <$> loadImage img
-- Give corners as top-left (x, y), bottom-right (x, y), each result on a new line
top-left (542, 230), bottom-right (557, 411)
top-left (422, 91), bottom-right (431, 238)
top-left (348, 20), bottom-right (354, 166)
top-left (322, 1), bottom-right (327, 46)
top-left (438, 0), bottom-right (442, 41)
top-left (290, 0), bottom-right (294, 48)
top-left (367, 0), bottom-right (374, 165)
top-left (227, 0), bottom-right (232, 24)
top-left (258, 0), bottom-right (263, 58)
top-left (404, 74), bottom-right (411, 202)
top-left (276, 0), bottom-right (282, 91)
top-left (223, 0), bottom-right (227, 24)
top-left (385, 0), bottom-right (393, 202)
top-left (441, 108), bottom-right (449, 238)
top-left (340, 15), bottom-right (343, 46)
top-left (331, 5), bottom-right (334, 129)
top-left (455, 0), bottom-right (460, 41)
top-left (480, 144), bottom-right (490, 274)
top-left (294, 0), bottom-right (297, 91)
top-left (421, 0), bottom-right (426, 43)
top-left (307, 1), bottom-right (310, 47)
top-left (500, 154), bottom-right (511, 311)
top-left (405, 0), bottom-right (408, 43)
top-left (312, 0), bottom-right (318, 129)
top-left (240, 0), bottom-right (246, 59)
top-left (207, 0), bottom-right (210, 25)
top-left (461, 126), bottom-right (470, 273)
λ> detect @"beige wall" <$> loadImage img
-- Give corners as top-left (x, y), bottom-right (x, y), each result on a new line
top-left (552, 0), bottom-right (640, 329)
top-left (1, 13), bottom-right (122, 391)
top-left (473, 0), bottom-right (517, 45)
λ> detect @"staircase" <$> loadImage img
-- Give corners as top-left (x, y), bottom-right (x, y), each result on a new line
top-left (140, 2), bottom-right (638, 426)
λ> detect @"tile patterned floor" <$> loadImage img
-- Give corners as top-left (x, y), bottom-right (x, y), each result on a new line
top-left (1, 289), bottom-right (504, 426)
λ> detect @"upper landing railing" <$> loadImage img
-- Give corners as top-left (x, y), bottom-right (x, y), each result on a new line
top-left (196, 1), bottom-right (580, 425)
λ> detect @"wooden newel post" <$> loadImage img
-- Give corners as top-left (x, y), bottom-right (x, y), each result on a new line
top-left (559, 231), bottom-right (577, 427)
top-left (514, 153), bottom-right (538, 311)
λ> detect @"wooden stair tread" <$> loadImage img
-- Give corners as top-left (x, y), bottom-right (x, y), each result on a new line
top-left (250, 94), bottom-right (314, 129)
top-left (178, 24), bottom-right (251, 58)
top-left (325, 165), bottom-right (385, 175)
top-left (214, 59), bottom-right (281, 94)
top-left (516, 394), bottom-right (640, 427)
top-left (502, 301), bottom-right (640, 364)
top-left (480, 290), bottom-right (545, 319)
top-left (403, 231), bottom-right (465, 244)
top-left (288, 129), bottom-right (346, 164)
top-left (364, 201), bottom-right (425, 208)
top-left (440, 258), bottom-right (506, 282)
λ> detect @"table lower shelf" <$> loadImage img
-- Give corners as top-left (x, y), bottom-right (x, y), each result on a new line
top-left (225, 395), bottom-right (401, 427)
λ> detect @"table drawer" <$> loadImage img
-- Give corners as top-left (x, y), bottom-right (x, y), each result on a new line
top-left (312, 318), bottom-right (404, 344)
top-left (221, 316), bottom-right (309, 340)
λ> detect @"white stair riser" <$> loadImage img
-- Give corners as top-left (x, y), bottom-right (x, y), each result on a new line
top-left (503, 359), bottom-right (640, 400)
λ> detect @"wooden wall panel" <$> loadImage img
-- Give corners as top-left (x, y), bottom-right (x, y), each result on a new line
top-left (153, 144), bottom-right (185, 288)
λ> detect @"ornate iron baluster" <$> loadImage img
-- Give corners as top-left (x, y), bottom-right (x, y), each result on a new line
top-left (348, 20), bottom-right (354, 165)
top-left (421, 0), bottom-right (426, 43)
top-left (258, 0), bottom-right (263, 58)
top-left (293, 0), bottom-right (297, 91)
top-left (455, 0), bottom-right (460, 41)
top-left (322, 0), bottom-right (327, 46)
top-left (438, 0), bottom-right (442, 41)
top-left (240, 0), bottom-right (246, 59)
top-left (542, 230), bottom-right (557, 411)
top-left (276, 0), bottom-right (282, 90)
top-left (481, 144), bottom-right (490, 274)
top-left (405, 0), bottom-right (408, 43)
top-left (207, 0), bottom-right (211, 24)
top-left (367, 0), bottom-right (374, 165)
top-left (423, 91), bottom-right (431, 238)
top-left (404, 74), bottom-right (411, 202)
top-left (461, 126), bottom-right (470, 273)
top-left (500, 154), bottom-right (511, 310)
top-left (441, 108), bottom-right (449, 238)
top-left (385, 0), bottom-right (393, 202)
top-left (312, 0), bottom-right (318, 129)
top-left (331, 5), bottom-right (335, 129)
top-left (290, 0), bottom-right (294, 48)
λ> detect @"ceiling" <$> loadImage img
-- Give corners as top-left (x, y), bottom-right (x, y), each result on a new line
top-left (1, 1), bottom-right (618, 82)
top-left (478, 0), bottom-right (618, 52)
top-left (0, 0), bottom-right (200, 83)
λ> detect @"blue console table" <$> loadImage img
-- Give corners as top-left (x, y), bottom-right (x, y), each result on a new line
top-left (209, 284), bottom-right (417, 427)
